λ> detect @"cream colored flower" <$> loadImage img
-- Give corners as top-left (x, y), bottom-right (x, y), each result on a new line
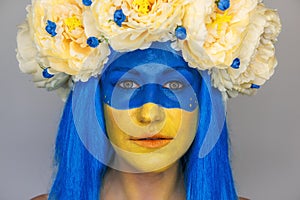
top-left (17, 0), bottom-right (110, 86)
top-left (204, 0), bottom-right (258, 67)
top-left (211, 3), bottom-right (281, 97)
top-left (172, 0), bottom-right (214, 69)
top-left (175, 0), bottom-right (258, 70)
top-left (86, 0), bottom-right (189, 51)
top-left (175, 0), bottom-right (280, 97)
top-left (16, 19), bottom-right (71, 101)
top-left (16, 0), bottom-right (281, 100)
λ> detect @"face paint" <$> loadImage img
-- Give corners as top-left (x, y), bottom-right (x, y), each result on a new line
top-left (100, 48), bottom-right (201, 172)
top-left (101, 49), bottom-right (200, 111)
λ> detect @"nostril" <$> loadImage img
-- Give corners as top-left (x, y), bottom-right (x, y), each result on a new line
top-left (139, 117), bottom-right (151, 124)
top-left (135, 103), bottom-right (165, 125)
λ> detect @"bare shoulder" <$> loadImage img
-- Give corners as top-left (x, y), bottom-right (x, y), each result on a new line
top-left (31, 194), bottom-right (48, 200)
top-left (239, 197), bottom-right (250, 200)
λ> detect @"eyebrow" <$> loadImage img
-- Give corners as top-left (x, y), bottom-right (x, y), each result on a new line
top-left (162, 66), bottom-right (191, 75)
top-left (108, 65), bottom-right (191, 76)
top-left (108, 66), bottom-right (140, 75)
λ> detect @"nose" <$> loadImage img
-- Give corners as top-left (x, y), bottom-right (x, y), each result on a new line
top-left (134, 103), bottom-right (165, 126)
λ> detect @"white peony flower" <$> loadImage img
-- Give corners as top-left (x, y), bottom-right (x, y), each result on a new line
top-left (16, 0), bottom-right (281, 99)
top-left (85, 0), bottom-right (189, 51)
top-left (16, 0), bottom-right (110, 91)
top-left (211, 3), bottom-right (281, 97)
top-left (203, 0), bottom-right (258, 67)
top-left (173, 0), bottom-right (215, 69)
top-left (16, 19), bottom-right (72, 101)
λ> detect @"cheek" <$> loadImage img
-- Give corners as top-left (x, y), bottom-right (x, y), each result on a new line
top-left (103, 104), bottom-right (129, 146)
top-left (164, 108), bottom-right (199, 153)
top-left (104, 104), bottom-right (153, 138)
top-left (103, 104), bottom-right (158, 153)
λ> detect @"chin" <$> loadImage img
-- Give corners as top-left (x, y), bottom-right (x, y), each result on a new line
top-left (110, 140), bottom-right (191, 173)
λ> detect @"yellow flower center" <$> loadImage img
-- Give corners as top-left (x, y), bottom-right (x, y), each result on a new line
top-left (132, 0), bottom-right (152, 14)
top-left (64, 16), bottom-right (82, 31)
top-left (211, 11), bottom-right (232, 34)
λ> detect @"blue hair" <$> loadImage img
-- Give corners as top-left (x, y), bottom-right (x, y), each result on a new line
top-left (48, 95), bottom-right (102, 199)
top-left (182, 74), bottom-right (237, 199)
top-left (48, 72), bottom-right (237, 199)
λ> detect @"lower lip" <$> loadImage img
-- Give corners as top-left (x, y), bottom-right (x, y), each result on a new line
top-left (131, 139), bottom-right (172, 148)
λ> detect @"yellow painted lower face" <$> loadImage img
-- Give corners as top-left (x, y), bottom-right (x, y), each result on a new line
top-left (103, 103), bottom-right (199, 172)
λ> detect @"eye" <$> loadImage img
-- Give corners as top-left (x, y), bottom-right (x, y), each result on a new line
top-left (164, 81), bottom-right (184, 90)
top-left (118, 80), bottom-right (140, 89)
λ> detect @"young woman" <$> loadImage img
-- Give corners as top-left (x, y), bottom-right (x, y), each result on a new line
top-left (16, 0), bottom-right (281, 199)
top-left (32, 45), bottom-right (246, 199)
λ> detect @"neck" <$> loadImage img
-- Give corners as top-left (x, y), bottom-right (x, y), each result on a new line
top-left (101, 162), bottom-right (185, 200)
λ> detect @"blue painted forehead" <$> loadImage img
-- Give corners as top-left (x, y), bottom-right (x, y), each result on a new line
top-left (103, 47), bottom-right (201, 81)
top-left (100, 47), bottom-right (202, 111)
top-left (107, 48), bottom-right (187, 69)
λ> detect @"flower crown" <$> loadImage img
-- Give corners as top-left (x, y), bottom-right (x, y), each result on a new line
top-left (16, 0), bottom-right (281, 101)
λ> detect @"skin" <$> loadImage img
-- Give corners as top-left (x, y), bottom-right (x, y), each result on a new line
top-left (103, 103), bottom-right (199, 172)
top-left (100, 162), bottom-right (186, 200)
top-left (101, 54), bottom-right (199, 198)
top-left (102, 102), bottom-right (198, 198)
top-left (100, 52), bottom-right (201, 173)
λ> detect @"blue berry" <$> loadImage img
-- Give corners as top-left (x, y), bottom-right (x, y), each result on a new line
top-left (250, 84), bottom-right (261, 89)
top-left (87, 37), bottom-right (100, 48)
top-left (114, 9), bottom-right (126, 27)
top-left (45, 20), bottom-right (57, 37)
top-left (217, 0), bottom-right (230, 11)
top-left (42, 68), bottom-right (54, 79)
top-left (231, 58), bottom-right (240, 69)
top-left (82, 0), bottom-right (92, 6)
top-left (175, 26), bottom-right (187, 40)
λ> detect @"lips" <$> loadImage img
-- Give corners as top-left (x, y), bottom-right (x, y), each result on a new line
top-left (129, 134), bottom-right (173, 148)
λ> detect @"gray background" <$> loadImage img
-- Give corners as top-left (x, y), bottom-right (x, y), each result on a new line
top-left (0, 0), bottom-right (299, 199)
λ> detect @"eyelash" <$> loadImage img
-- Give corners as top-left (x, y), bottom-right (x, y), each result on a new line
top-left (163, 81), bottom-right (184, 90)
top-left (118, 80), bottom-right (140, 89)
top-left (117, 80), bottom-right (184, 90)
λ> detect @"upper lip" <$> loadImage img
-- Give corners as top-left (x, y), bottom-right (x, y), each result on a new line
top-left (129, 134), bottom-right (173, 140)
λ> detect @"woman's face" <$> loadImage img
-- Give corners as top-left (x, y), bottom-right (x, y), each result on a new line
top-left (100, 48), bottom-right (201, 172)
